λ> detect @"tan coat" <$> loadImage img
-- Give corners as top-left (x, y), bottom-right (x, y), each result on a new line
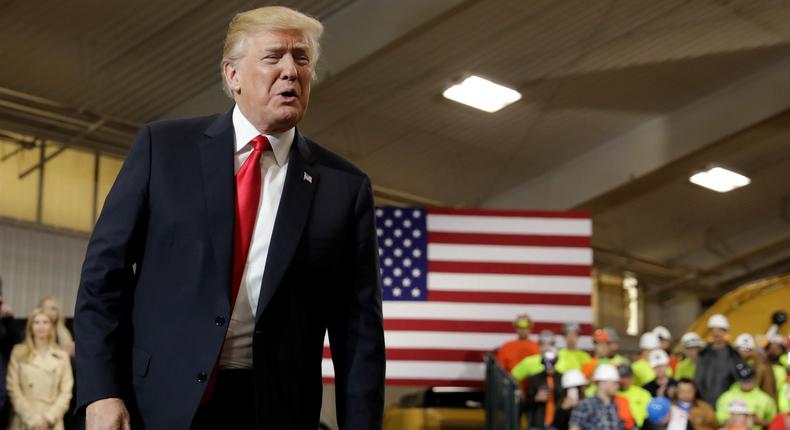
top-left (6, 344), bottom-right (73, 430)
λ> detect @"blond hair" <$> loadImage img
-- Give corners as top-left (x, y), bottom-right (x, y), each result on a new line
top-left (220, 6), bottom-right (324, 97)
top-left (39, 295), bottom-right (74, 349)
top-left (13, 307), bottom-right (59, 363)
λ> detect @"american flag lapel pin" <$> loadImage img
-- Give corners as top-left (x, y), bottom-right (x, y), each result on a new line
top-left (303, 171), bottom-right (313, 184)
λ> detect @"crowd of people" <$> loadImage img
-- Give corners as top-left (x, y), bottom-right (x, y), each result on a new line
top-left (496, 314), bottom-right (790, 430)
top-left (0, 293), bottom-right (76, 430)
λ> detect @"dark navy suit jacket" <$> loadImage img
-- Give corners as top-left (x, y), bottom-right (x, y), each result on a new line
top-left (74, 110), bottom-right (386, 429)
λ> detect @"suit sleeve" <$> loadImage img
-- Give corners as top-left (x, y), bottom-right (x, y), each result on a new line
top-left (73, 125), bottom-right (151, 412)
top-left (328, 175), bottom-right (386, 430)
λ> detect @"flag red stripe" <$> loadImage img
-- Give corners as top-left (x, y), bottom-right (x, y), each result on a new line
top-left (427, 207), bottom-right (591, 219)
top-left (429, 261), bottom-right (591, 276)
top-left (428, 290), bottom-right (591, 306)
top-left (383, 319), bottom-right (593, 334)
top-left (428, 232), bottom-right (590, 247)
top-left (324, 347), bottom-right (487, 362)
top-left (324, 376), bottom-right (484, 388)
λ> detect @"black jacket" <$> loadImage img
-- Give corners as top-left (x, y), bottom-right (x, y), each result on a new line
top-left (74, 111), bottom-right (386, 429)
top-left (694, 344), bottom-right (743, 406)
top-left (525, 371), bottom-right (565, 429)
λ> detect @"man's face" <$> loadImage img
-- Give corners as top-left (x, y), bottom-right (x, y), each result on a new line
top-left (516, 327), bottom-right (531, 340)
top-left (676, 382), bottom-right (696, 403)
top-left (710, 327), bottom-right (727, 344)
top-left (685, 347), bottom-right (700, 360)
top-left (565, 332), bottom-right (578, 348)
top-left (598, 380), bottom-right (618, 397)
top-left (225, 29), bottom-right (313, 133)
top-left (618, 376), bottom-right (632, 391)
top-left (594, 341), bottom-right (610, 357)
top-left (766, 343), bottom-right (784, 360)
top-left (660, 339), bottom-right (671, 351)
top-left (740, 379), bottom-right (755, 392)
top-left (738, 348), bottom-right (753, 360)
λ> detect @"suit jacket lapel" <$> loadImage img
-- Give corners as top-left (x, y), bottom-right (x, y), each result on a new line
top-left (199, 110), bottom-right (236, 308)
top-left (255, 130), bottom-right (318, 321)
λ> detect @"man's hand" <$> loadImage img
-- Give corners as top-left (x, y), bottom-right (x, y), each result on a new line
top-left (86, 398), bottom-right (131, 430)
top-left (534, 387), bottom-right (549, 402)
top-left (0, 303), bottom-right (14, 318)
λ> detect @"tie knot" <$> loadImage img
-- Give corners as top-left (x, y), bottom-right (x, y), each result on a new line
top-left (249, 135), bottom-right (270, 152)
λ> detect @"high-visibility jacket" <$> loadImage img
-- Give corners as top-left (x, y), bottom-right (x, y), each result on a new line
top-left (675, 358), bottom-right (696, 381)
top-left (617, 384), bottom-right (653, 427)
top-left (715, 384), bottom-right (777, 430)
top-left (557, 348), bottom-right (591, 372)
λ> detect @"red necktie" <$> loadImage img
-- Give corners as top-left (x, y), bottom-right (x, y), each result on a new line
top-left (230, 135), bottom-right (270, 309)
top-left (202, 135), bottom-right (270, 404)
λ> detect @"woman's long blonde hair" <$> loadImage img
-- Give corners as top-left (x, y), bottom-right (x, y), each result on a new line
top-left (14, 307), bottom-right (58, 363)
top-left (38, 295), bottom-right (74, 349)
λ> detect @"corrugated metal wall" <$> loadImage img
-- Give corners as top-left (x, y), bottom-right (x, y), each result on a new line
top-left (0, 221), bottom-right (87, 318)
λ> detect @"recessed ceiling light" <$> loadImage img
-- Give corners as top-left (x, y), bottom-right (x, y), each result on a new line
top-left (689, 166), bottom-right (750, 193)
top-left (442, 76), bottom-right (521, 113)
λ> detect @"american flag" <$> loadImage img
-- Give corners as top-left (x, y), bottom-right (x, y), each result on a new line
top-left (323, 207), bottom-right (593, 387)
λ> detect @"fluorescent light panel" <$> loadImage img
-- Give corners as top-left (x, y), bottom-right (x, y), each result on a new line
top-left (443, 76), bottom-right (521, 113)
top-left (689, 166), bottom-right (750, 193)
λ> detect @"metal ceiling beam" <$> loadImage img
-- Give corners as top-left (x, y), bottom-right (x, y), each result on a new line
top-left (0, 86), bottom-right (138, 157)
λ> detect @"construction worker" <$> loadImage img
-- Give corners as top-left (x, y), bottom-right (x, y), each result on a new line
top-left (643, 349), bottom-right (677, 399)
top-left (570, 364), bottom-right (628, 430)
top-left (716, 364), bottom-right (777, 430)
top-left (554, 369), bottom-right (589, 430)
top-left (558, 322), bottom-right (591, 372)
top-left (496, 313), bottom-right (540, 372)
top-left (605, 328), bottom-right (629, 365)
top-left (721, 399), bottom-right (752, 430)
top-left (524, 349), bottom-right (564, 429)
top-left (653, 325), bottom-right (680, 373)
top-left (765, 334), bottom-right (787, 408)
top-left (632, 332), bottom-right (661, 387)
top-left (616, 363), bottom-right (652, 428)
top-left (675, 332), bottom-right (705, 380)
top-left (512, 330), bottom-right (559, 381)
top-left (735, 333), bottom-right (777, 401)
top-left (581, 329), bottom-right (628, 380)
top-left (696, 313), bottom-right (743, 406)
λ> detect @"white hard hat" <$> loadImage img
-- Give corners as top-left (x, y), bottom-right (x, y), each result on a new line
top-left (593, 364), bottom-right (620, 382)
top-left (648, 349), bottom-right (670, 368)
top-left (734, 333), bottom-right (756, 351)
top-left (561, 369), bottom-right (589, 389)
top-left (727, 399), bottom-right (750, 415)
top-left (652, 326), bottom-right (672, 341)
top-left (639, 332), bottom-right (661, 350)
top-left (707, 313), bottom-right (730, 330)
top-left (680, 332), bottom-right (705, 349)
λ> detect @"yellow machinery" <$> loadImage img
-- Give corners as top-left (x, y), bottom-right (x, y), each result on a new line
top-left (686, 274), bottom-right (790, 339)
top-left (382, 387), bottom-right (485, 430)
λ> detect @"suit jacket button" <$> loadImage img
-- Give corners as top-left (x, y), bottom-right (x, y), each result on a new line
top-left (215, 316), bottom-right (226, 326)
top-left (197, 372), bottom-right (207, 383)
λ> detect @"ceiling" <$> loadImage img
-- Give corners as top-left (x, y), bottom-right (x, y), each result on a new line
top-left (1, 0), bottom-right (790, 297)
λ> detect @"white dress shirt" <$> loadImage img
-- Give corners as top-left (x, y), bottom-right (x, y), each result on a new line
top-left (219, 105), bottom-right (294, 369)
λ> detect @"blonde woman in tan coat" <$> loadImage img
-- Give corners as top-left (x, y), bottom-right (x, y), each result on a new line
top-left (6, 308), bottom-right (73, 430)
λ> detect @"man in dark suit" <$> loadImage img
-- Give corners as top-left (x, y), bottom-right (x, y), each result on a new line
top-left (74, 6), bottom-right (386, 430)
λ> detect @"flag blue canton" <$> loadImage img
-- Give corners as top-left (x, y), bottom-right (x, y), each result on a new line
top-left (375, 207), bottom-right (428, 301)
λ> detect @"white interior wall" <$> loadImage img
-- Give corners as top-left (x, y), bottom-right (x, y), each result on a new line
top-left (0, 221), bottom-right (87, 319)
